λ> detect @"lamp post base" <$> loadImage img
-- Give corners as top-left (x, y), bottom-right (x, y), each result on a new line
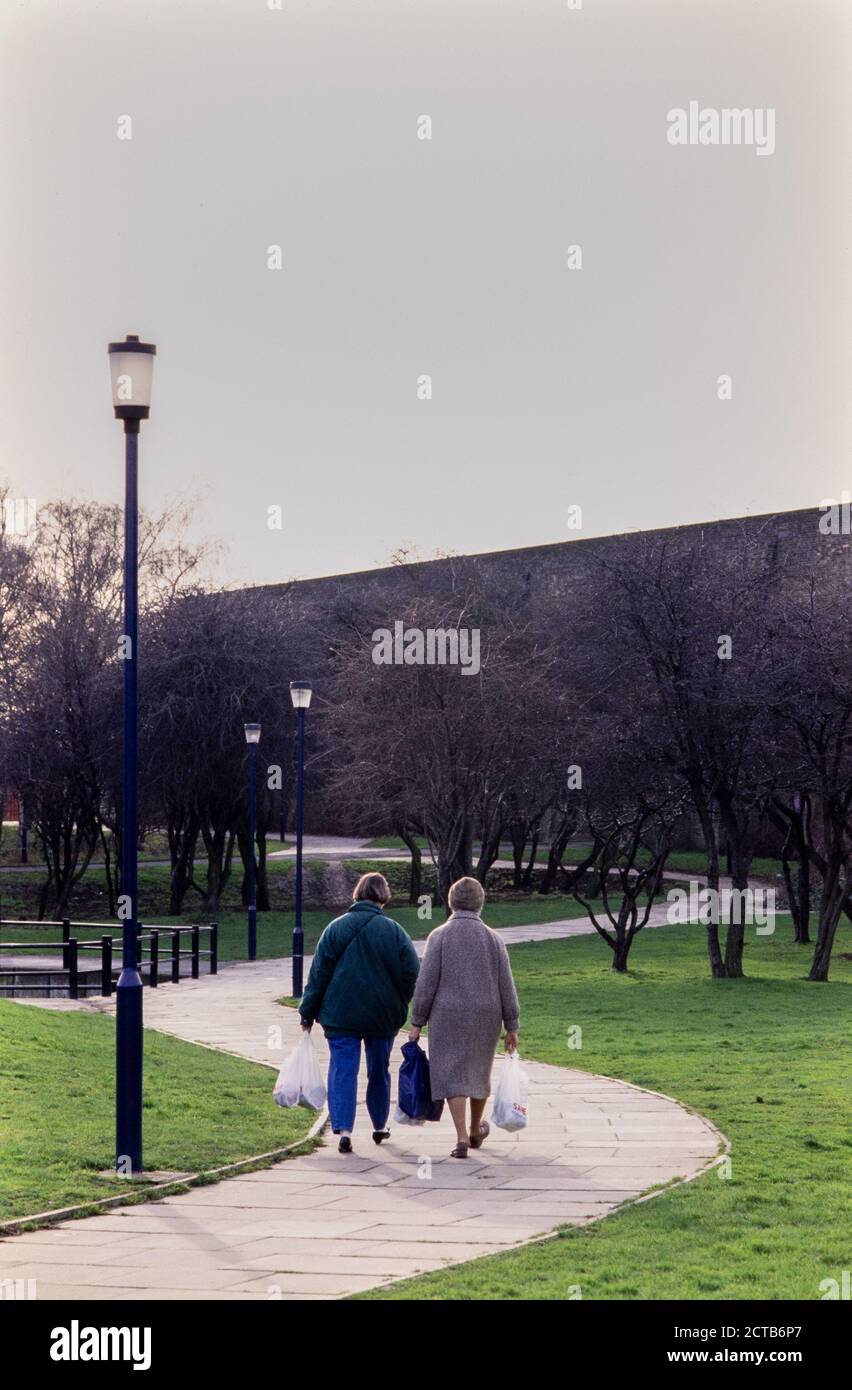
top-left (248, 904), bottom-right (257, 962)
top-left (115, 967), bottom-right (144, 1174)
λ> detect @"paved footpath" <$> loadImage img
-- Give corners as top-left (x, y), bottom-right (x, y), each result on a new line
top-left (1, 911), bottom-right (723, 1300)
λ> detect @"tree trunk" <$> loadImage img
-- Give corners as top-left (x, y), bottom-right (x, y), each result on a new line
top-left (808, 924), bottom-right (838, 982)
top-left (55, 840), bottom-right (95, 919)
top-left (771, 797), bottom-right (812, 944)
top-left (38, 873), bottom-right (52, 921)
top-left (693, 786), bottom-right (726, 977)
top-left (100, 827), bottom-right (117, 917)
top-left (521, 828), bottom-right (540, 891)
top-left (202, 859), bottom-right (225, 916)
top-left (717, 788), bottom-right (755, 981)
top-left (781, 848), bottom-right (811, 944)
top-left (167, 813), bottom-right (199, 916)
top-left (436, 818), bottom-right (473, 906)
top-left (722, 830), bottom-right (750, 980)
top-left (510, 823), bottom-right (526, 890)
top-left (612, 936), bottom-right (631, 972)
top-left (475, 817), bottom-right (504, 886)
top-left (398, 828), bottom-right (422, 905)
top-left (539, 814), bottom-right (575, 895)
top-left (808, 861), bottom-right (844, 982)
top-left (199, 823), bottom-right (235, 915)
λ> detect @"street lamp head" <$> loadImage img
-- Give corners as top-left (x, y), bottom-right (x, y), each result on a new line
top-left (244, 722), bottom-right (261, 745)
top-left (289, 680), bottom-right (313, 710)
top-left (108, 335), bottom-right (156, 423)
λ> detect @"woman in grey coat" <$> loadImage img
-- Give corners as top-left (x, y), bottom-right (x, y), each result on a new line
top-left (409, 876), bottom-right (520, 1158)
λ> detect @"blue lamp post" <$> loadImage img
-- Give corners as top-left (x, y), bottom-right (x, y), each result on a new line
top-left (108, 332), bottom-right (156, 1174)
top-left (289, 681), bottom-right (312, 997)
top-left (244, 722), bottom-right (261, 961)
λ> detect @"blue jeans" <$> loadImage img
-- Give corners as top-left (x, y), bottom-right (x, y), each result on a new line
top-left (326, 1033), bottom-right (394, 1133)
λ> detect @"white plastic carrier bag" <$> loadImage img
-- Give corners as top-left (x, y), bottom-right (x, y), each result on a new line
top-left (490, 1051), bottom-right (529, 1132)
top-left (392, 1103), bottom-right (425, 1127)
top-left (273, 1031), bottom-right (327, 1111)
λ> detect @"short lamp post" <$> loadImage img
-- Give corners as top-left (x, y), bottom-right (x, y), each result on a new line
top-left (108, 332), bottom-right (156, 1175)
top-left (244, 723), bottom-right (261, 962)
top-left (289, 681), bottom-right (312, 997)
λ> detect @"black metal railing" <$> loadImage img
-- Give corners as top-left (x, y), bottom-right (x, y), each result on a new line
top-left (0, 920), bottom-right (218, 999)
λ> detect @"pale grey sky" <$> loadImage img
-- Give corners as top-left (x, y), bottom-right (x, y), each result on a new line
top-left (2, 0), bottom-right (850, 584)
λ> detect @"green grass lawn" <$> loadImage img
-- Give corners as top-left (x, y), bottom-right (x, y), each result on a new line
top-left (0, 999), bottom-right (315, 1222)
top-left (1, 895), bottom-right (597, 964)
top-left (512, 846), bottom-right (782, 878)
top-left (359, 915), bottom-right (852, 1300)
top-left (364, 835), bottom-right (783, 880)
top-left (366, 835), bottom-right (423, 850)
top-left (648, 849), bottom-right (781, 879)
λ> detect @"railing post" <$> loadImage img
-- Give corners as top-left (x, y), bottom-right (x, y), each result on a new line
top-left (171, 929), bottom-right (181, 984)
top-left (191, 924), bottom-right (200, 979)
top-left (210, 922), bottom-right (218, 975)
top-left (136, 925), bottom-right (144, 971)
top-left (62, 919), bottom-right (71, 968)
top-left (101, 936), bottom-right (113, 997)
top-left (68, 938), bottom-right (78, 1000)
top-left (149, 930), bottom-right (159, 988)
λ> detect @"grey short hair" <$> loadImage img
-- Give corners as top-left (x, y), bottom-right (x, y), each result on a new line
top-left (448, 876), bottom-right (485, 913)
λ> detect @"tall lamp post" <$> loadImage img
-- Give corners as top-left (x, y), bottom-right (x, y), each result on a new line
top-left (289, 681), bottom-right (312, 997)
top-left (244, 722), bottom-right (261, 961)
top-left (108, 333), bottom-right (156, 1174)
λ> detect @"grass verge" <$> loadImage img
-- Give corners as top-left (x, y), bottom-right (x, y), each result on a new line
top-left (0, 999), bottom-right (314, 1222)
top-left (357, 915), bottom-right (852, 1300)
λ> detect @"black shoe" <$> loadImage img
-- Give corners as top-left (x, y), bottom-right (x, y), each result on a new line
top-left (372, 1130), bottom-right (390, 1145)
top-left (338, 1135), bottom-right (353, 1154)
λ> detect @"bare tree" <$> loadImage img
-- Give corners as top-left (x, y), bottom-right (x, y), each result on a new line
top-left (6, 497), bottom-right (210, 918)
top-left (323, 580), bottom-right (566, 905)
top-left (774, 560), bottom-right (852, 981)
top-left (766, 792), bottom-right (812, 944)
top-left (572, 792), bottom-right (681, 972)
top-left (0, 490), bottom-right (36, 855)
top-left (143, 585), bottom-right (315, 915)
top-left (599, 525), bottom-right (783, 978)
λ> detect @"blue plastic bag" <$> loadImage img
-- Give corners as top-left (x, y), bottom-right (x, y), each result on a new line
top-left (397, 1040), bottom-right (444, 1124)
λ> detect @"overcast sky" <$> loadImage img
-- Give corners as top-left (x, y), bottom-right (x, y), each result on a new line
top-left (2, 0), bottom-right (850, 585)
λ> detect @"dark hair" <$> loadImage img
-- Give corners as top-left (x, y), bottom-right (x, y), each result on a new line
top-left (353, 872), bottom-right (391, 905)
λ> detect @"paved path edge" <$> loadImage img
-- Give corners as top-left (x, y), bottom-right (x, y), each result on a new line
top-left (354, 1076), bottom-right (731, 1301)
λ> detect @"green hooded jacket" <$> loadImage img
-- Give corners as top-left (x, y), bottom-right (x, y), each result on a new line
top-left (299, 900), bottom-right (420, 1037)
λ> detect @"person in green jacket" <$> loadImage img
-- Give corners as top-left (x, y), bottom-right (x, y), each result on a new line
top-left (300, 872), bottom-right (420, 1153)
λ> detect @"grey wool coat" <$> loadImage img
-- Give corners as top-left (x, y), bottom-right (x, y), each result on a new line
top-left (411, 911), bottom-right (521, 1101)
